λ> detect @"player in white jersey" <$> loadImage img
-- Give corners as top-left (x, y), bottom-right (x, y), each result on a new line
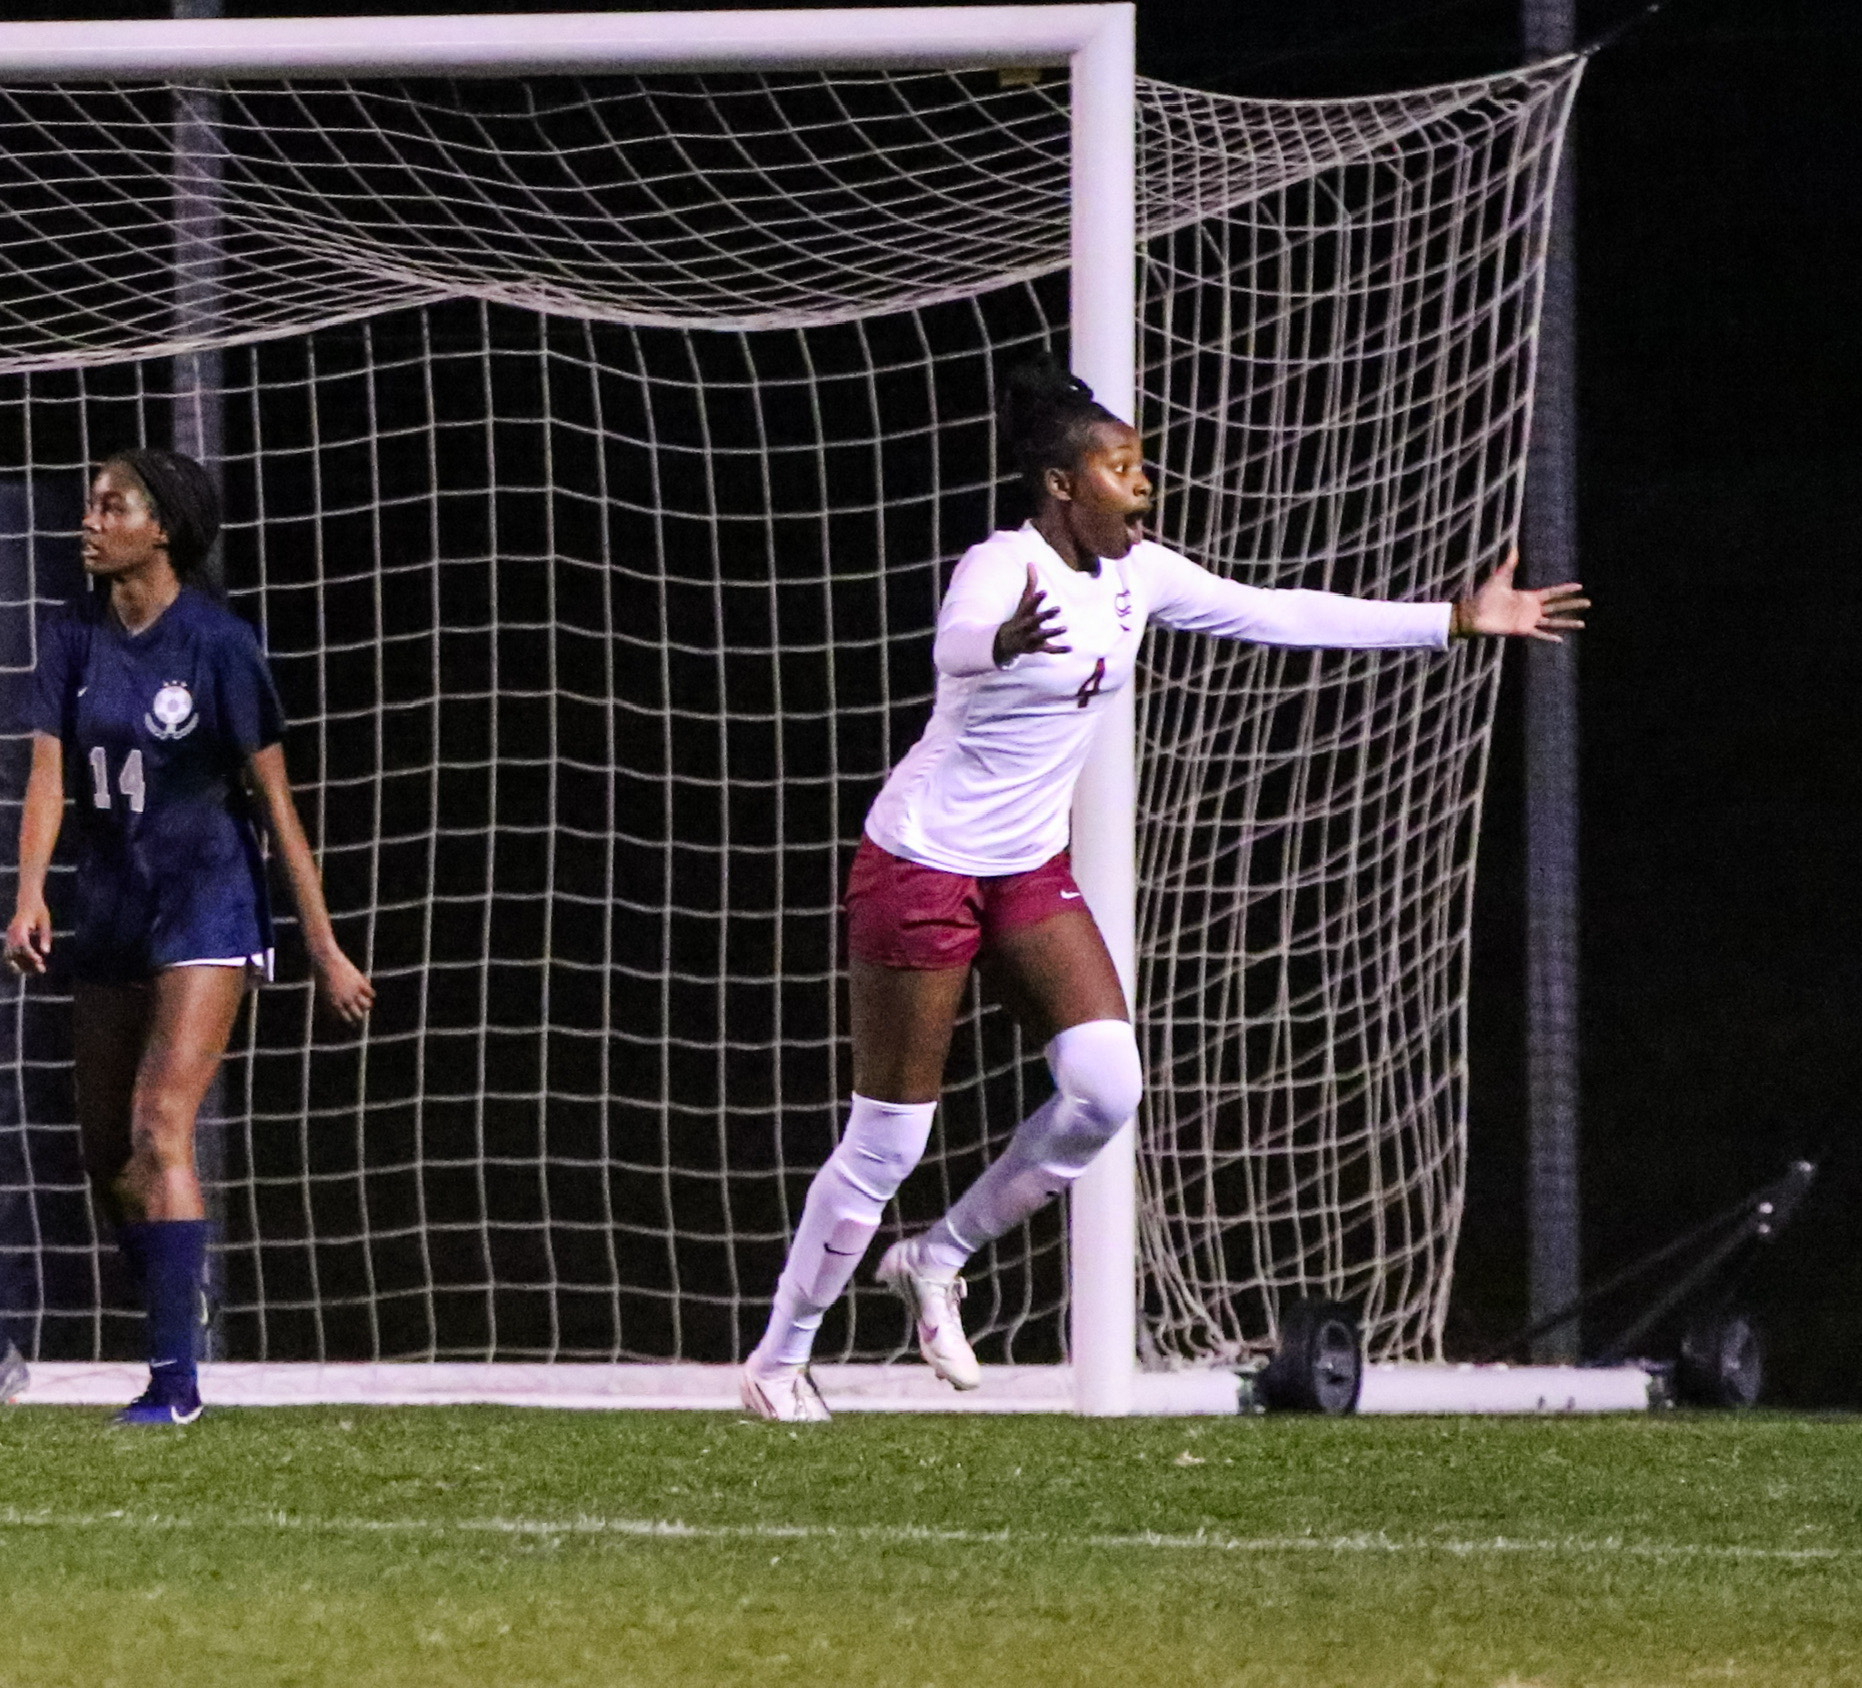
top-left (740, 358), bottom-right (1585, 1421)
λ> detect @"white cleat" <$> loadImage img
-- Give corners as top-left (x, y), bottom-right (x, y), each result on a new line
top-left (738, 1363), bottom-right (832, 1423)
top-left (877, 1239), bottom-right (981, 1391)
top-left (0, 1339), bottom-right (28, 1404)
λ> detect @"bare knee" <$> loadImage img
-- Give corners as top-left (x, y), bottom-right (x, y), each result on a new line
top-left (128, 1092), bottom-right (197, 1167)
top-left (114, 1093), bottom-right (201, 1218)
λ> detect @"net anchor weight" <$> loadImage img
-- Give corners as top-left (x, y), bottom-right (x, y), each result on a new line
top-left (1258, 1298), bottom-right (1363, 1415)
top-left (1673, 1311), bottom-right (1763, 1410)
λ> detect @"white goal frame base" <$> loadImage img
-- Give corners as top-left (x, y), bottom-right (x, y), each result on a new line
top-left (1358, 1363), bottom-right (1655, 1415)
top-left (14, 1362), bottom-right (1654, 1415)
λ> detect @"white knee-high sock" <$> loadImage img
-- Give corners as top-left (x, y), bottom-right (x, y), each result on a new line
top-left (750, 1094), bottom-right (937, 1371)
top-left (918, 1019), bottom-right (1143, 1273)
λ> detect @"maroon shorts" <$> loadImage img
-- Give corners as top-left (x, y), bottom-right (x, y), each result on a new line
top-left (845, 835), bottom-right (1088, 970)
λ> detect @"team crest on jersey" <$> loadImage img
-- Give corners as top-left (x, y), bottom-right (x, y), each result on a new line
top-left (145, 681), bottom-right (199, 741)
top-left (1114, 587), bottom-right (1133, 629)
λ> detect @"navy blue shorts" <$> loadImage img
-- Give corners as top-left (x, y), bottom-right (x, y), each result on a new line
top-left (64, 860), bottom-right (273, 985)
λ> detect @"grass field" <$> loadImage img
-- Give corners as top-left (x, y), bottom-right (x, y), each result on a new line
top-left (1, 1405), bottom-right (1858, 1687)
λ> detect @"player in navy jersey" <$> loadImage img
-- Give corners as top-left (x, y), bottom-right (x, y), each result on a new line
top-left (739, 358), bottom-right (1587, 1420)
top-left (5, 447), bottom-right (373, 1425)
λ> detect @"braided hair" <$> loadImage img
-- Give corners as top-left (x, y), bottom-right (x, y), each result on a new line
top-left (100, 446), bottom-right (221, 581)
top-left (999, 353), bottom-right (1123, 509)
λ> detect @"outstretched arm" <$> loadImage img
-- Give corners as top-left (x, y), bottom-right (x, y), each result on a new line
top-left (246, 743), bottom-right (375, 1023)
top-left (4, 733), bottom-right (65, 976)
top-left (1142, 543), bottom-right (1586, 650)
top-left (1451, 551), bottom-right (1587, 641)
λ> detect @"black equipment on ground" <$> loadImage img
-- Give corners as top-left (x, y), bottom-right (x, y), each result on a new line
top-left (1674, 1311), bottom-right (1764, 1409)
top-left (1479, 1157), bottom-right (1817, 1406)
top-left (1260, 1299), bottom-right (1363, 1414)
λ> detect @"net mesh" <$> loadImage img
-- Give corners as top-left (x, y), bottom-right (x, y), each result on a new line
top-left (0, 58), bottom-right (1580, 1367)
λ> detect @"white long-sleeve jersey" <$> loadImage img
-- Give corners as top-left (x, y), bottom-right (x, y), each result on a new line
top-left (863, 524), bottom-right (1452, 877)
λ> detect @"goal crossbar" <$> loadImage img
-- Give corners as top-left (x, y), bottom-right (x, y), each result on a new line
top-left (0, 7), bottom-right (1124, 80)
top-left (0, 7), bottom-right (1142, 1415)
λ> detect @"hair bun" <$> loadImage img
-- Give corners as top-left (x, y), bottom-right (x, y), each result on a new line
top-left (1002, 352), bottom-right (1094, 421)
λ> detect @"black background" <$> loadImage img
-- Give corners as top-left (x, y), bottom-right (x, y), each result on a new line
top-left (12, 0), bottom-right (1859, 1402)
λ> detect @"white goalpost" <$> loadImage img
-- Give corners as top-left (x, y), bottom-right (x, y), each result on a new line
top-left (0, 10), bottom-right (1609, 1414)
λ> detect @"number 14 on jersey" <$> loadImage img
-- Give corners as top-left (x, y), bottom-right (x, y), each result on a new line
top-left (88, 746), bottom-right (146, 814)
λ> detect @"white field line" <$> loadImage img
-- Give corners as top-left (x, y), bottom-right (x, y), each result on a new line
top-left (0, 1507), bottom-right (1849, 1563)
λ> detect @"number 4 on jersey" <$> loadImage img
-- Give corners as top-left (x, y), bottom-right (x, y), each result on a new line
top-left (88, 746), bottom-right (146, 814)
top-left (1074, 657), bottom-right (1107, 709)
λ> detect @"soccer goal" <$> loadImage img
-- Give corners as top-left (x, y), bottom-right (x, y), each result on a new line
top-left (0, 9), bottom-right (1583, 1414)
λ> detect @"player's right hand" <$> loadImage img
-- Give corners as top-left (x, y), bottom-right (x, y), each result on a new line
top-left (313, 948), bottom-right (376, 1025)
top-left (4, 901), bottom-right (52, 976)
top-left (992, 565), bottom-right (1071, 665)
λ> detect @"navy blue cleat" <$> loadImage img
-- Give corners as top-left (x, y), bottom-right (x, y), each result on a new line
top-left (115, 1371), bottom-right (202, 1427)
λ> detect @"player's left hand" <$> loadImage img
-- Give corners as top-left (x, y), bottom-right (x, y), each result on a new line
top-left (314, 948), bottom-right (376, 1024)
top-left (1456, 550), bottom-right (1587, 641)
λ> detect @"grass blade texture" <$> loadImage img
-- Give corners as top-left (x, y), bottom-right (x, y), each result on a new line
top-left (2, 1407), bottom-right (1858, 1686)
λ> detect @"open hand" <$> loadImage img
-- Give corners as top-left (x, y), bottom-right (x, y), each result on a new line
top-left (314, 947), bottom-right (376, 1024)
top-left (1456, 550), bottom-right (1587, 641)
top-left (4, 900), bottom-right (52, 976)
top-left (993, 566), bottom-right (1071, 665)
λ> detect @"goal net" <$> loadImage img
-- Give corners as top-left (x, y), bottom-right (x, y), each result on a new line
top-left (0, 49), bottom-right (1580, 1370)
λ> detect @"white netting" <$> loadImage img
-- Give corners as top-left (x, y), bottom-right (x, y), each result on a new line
top-left (0, 58), bottom-right (1579, 1367)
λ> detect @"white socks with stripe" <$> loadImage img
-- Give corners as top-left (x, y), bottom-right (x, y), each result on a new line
top-left (916, 1018), bottom-right (1143, 1273)
top-left (749, 1093), bottom-right (937, 1373)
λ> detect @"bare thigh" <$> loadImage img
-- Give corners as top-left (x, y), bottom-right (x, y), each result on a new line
top-left (983, 910), bottom-right (1128, 1048)
top-left (118, 966), bottom-right (248, 1222)
top-left (848, 959), bottom-right (973, 1104)
top-left (849, 911), bottom-right (1127, 1105)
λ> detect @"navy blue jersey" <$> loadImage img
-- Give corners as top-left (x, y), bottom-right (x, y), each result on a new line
top-left (29, 586), bottom-right (285, 980)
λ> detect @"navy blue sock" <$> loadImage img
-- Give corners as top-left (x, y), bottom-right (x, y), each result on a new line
top-left (121, 1220), bottom-right (210, 1390)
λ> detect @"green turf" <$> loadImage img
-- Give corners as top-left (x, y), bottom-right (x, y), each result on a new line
top-left (1, 1406), bottom-right (1858, 1687)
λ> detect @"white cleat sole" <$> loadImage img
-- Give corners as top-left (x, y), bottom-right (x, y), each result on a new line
top-left (877, 1240), bottom-right (981, 1391)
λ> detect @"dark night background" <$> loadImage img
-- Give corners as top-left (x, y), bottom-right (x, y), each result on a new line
top-left (13, 0), bottom-right (1859, 1403)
